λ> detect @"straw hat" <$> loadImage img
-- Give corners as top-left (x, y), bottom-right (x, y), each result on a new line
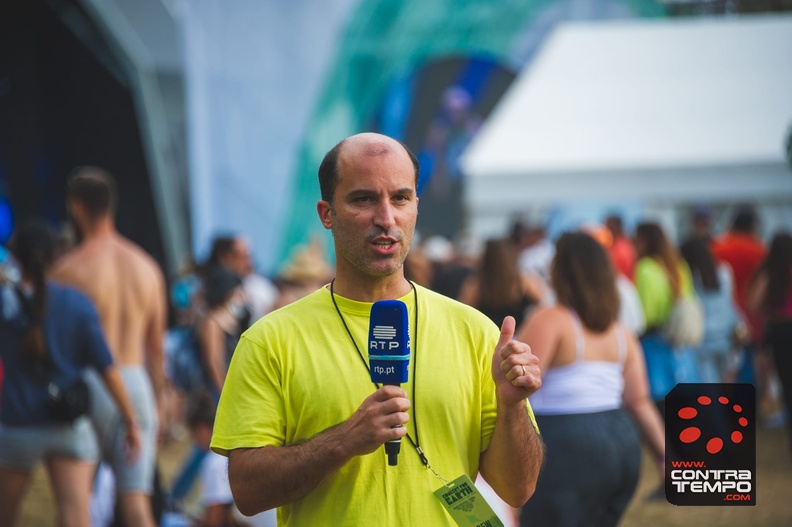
top-left (279, 242), bottom-right (332, 284)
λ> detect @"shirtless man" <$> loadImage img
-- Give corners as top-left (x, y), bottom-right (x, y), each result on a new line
top-left (52, 166), bottom-right (166, 527)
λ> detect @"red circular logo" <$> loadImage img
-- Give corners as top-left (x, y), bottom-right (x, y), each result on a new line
top-left (676, 394), bottom-right (748, 454)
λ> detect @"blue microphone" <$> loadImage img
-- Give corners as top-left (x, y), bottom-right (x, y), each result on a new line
top-left (368, 299), bottom-right (410, 466)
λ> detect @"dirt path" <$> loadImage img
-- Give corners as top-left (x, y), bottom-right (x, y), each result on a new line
top-left (19, 424), bottom-right (792, 526)
top-left (621, 425), bottom-right (792, 527)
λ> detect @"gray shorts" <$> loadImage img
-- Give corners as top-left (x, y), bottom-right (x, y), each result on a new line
top-left (0, 416), bottom-right (99, 471)
top-left (86, 366), bottom-right (158, 493)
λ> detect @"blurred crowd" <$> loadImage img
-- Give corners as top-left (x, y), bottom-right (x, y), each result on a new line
top-left (407, 207), bottom-right (788, 423)
top-left (1, 164), bottom-right (790, 527)
top-left (404, 205), bottom-right (791, 524)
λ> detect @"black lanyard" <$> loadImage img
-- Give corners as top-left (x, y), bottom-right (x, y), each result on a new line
top-left (329, 279), bottom-right (432, 468)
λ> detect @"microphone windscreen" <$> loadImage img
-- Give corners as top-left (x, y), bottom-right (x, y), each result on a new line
top-left (368, 300), bottom-right (410, 384)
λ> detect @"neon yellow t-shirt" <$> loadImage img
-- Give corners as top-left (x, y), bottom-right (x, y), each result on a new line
top-left (635, 257), bottom-right (695, 329)
top-left (211, 284), bottom-right (536, 526)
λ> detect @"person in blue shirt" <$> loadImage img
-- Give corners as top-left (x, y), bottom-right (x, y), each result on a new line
top-left (680, 236), bottom-right (739, 383)
top-left (0, 220), bottom-right (140, 527)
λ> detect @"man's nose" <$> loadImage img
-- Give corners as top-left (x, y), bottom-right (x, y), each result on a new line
top-left (373, 201), bottom-right (396, 229)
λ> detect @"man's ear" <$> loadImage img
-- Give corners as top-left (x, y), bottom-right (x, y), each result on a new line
top-left (317, 200), bottom-right (333, 230)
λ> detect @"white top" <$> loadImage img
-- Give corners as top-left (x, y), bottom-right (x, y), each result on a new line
top-left (201, 451), bottom-right (279, 527)
top-left (530, 311), bottom-right (626, 415)
top-left (243, 273), bottom-right (279, 323)
top-left (518, 239), bottom-right (555, 282)
top-left (617, 274), bottom-right (646, 336)
top-left (200, 451), bottom-right (234, 506)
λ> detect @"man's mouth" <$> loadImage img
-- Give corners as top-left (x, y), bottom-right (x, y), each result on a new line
top-left (371, 237), bottom-right (398, 253)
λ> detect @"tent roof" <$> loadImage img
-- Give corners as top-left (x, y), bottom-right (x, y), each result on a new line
top-left (462, 14), bottom-right (792, 177)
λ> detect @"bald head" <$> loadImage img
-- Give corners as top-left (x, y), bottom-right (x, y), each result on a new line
top-left (318, 133), bottom-right (419, 203)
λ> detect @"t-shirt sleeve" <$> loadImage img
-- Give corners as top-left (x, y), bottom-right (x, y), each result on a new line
top-left (478, 321), bottom-right (499, 452)
top-left (211, 332), bottom-right (285, 456)
top-left (636, 259), bottom-right (666, 328)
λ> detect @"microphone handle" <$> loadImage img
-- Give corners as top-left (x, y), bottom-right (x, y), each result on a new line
top-left (385, 382), bottom-right (402, 466)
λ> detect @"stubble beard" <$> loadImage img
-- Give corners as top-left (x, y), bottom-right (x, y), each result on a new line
top-left (332, 226), bottom-right (412, 279)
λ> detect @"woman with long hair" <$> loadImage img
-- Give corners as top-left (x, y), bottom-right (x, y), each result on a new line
top-left (0, 220), bottom-right (140, 527)
top-left (748, 232), bottom-right (792, 456)
top-left (458, 237), bottom-right (542, 328)
top-left (680, 236), bottom-right (739, 383)
top-left (635, 222), bottom-right (687, 322)
top-left (634, 222), bottom-right (700, 409)
top-left (517, 232), bottom-right (664, 526)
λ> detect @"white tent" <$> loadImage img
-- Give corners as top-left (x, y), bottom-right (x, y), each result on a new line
top-left (461, 14), bottom-right (792, 238)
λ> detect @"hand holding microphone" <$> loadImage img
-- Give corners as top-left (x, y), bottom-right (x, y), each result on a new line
top-left (368, 300), bottom-right (411, 466)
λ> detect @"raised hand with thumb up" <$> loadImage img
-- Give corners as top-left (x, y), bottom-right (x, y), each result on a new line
top-left (492, 316), bottom-right (542, 405)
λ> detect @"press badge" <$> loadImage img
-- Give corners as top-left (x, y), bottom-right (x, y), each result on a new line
top-left (434, 475), bottom-right (504, 527)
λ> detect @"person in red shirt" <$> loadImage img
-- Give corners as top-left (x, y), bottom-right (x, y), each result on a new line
top-left (605, 215), bottom-right (637, 282)
top-left (712, 207), bottom-right (774, 417)
top-left (712, 207), bottom-right (766, 344)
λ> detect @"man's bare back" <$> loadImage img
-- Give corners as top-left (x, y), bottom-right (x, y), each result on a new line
top-left (52, 233), bottom-right (166, 368)
top-left (56, 166), bottom-right (164, 527)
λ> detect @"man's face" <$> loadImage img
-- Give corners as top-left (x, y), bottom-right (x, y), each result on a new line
top-left (318, 141), bottom-right (418, 280)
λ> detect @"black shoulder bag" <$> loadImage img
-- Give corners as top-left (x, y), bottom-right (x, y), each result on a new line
top-left (47, 374), bottom-right (90, 423)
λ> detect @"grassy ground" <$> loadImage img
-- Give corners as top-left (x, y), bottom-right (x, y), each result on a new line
top-left (18, 424), bottom-right (792, 526)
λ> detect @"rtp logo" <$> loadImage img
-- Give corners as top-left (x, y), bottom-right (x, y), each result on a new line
top-left (665, 383), bottom-right (756, 506)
